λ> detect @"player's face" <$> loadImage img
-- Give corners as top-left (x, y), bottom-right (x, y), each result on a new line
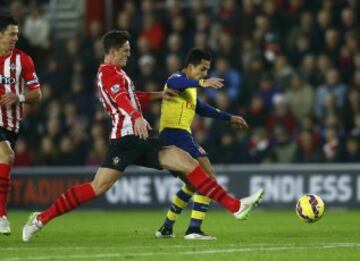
top-left (191, 59), bottom-right (211, 80)
top-left (114, 41), bottom-right (131, 67)
top-left (0, 25), bottom-right (19, 52)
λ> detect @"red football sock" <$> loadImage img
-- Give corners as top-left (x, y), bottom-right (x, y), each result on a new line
top-left (187, 166), bottom-right (240, 213)
top-left (38, 183), bottom-right (96, 224)
top-left (0, 164), bottom-right (11, 217)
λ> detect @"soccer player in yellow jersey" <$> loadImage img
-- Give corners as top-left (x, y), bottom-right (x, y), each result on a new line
top-left (155, 48), bottom-right (249, 240)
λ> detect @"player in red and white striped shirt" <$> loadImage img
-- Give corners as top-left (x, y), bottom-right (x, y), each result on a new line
top-left (22, 30), bottom-right (263, 242)
top-left (0, 16), bottom-right (41, 235)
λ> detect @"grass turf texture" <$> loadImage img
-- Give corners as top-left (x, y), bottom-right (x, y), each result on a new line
top-left (1, 210), bottom-right (360, 261)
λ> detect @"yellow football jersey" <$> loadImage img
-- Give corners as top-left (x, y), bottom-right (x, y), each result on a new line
top-left (160, 83), bottom-right (197, 133)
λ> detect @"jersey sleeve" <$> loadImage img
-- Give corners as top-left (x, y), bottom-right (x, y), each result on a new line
top-left (195, 98), bottom-right (232, 121)
top-left (167, 73), bottom-right (201, 91)
top-left (102, 68), bottom-right (141, 122)
top-left (21, 53), bottom-right (40, 90)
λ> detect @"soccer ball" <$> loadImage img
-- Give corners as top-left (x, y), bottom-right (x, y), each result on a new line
top-left (296, 194), bottom-right (325, 223)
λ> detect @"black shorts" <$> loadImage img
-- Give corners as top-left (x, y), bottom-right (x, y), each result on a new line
top-left (0, 127), bottom-right (17, 148)
top-left (101, 135), bottom-right (164, 172)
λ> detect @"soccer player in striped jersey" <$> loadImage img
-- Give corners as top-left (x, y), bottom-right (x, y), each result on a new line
top-left (22, 30), bottom-right (264, 242)
top-left (155, 48), bottom-right (250, 240)
top-left (0, 16), bottom-right (42, 236)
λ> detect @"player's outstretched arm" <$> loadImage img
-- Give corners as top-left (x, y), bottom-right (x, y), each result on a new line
top-left (195, 98), bottom-right (231, 120)
top-left (195, 98), bottom-right (249, 129)
top-left (135, 89), bottom-right (178, 104)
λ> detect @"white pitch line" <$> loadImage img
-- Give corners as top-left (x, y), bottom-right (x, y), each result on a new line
top-left (0, 242), bottom-right (295, 252)
top-left (1, 243), bottom-right (360, 261)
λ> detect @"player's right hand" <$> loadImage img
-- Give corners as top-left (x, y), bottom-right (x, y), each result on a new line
top-left (202, 77), bottom-right (224, 89)
top-left (134, 117), bottom-right (149, 140)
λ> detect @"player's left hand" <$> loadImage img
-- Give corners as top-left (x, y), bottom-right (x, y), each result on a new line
top-left (162, 89), bottom-right (179, 100)
top-left (0, 93), bottom-right (19, 106)
top-left (230, 115), bottom-right (249, 130)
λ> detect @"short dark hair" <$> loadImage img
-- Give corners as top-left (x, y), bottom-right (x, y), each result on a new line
top-left (0, 15), bottom-right (18, 32)
top-left (102, 30), bottom-right (131, 54)
top-left (184, 48), bottom-right (211, 67)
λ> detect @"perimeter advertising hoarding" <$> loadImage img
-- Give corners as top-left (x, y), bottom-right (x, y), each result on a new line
top-left (8, 165), bottom-right (360, 209)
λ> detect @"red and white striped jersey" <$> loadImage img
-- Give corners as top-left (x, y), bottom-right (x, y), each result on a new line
top-left (0, 48), bottom-right (40, 133)
top-left (96, 63), bottom-right (143, 139)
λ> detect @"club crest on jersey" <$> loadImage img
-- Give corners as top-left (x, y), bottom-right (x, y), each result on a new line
top-left (111, 84), bottom-right (120, 94)
top-left (112, 156), bottom-right (121, 166)
top-left (0, 74), bottom-right (16, 85)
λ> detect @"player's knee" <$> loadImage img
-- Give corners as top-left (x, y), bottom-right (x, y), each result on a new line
top-left (170, 146), bottom-right (198, 172)
top-left (206, 168), bottom-right (216, 179)
top-left (0, 148), bottom-right (15, 165)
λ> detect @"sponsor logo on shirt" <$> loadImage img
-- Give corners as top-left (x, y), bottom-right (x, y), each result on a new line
top-left (0, 74), bottom-right (16, 85)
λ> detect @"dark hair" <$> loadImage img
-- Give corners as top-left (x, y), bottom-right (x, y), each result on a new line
top-left (0, 16), bottom-right (18, 32)
top-left (102, 30), bottom-right (131, 54)
top-left (184, 48), bottom-right (211, 67)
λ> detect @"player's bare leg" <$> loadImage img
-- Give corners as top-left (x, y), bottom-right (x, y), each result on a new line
top-left (0, 141), bottom-right (15, 235)
top-left (22, 168), bottom-right (121, 242)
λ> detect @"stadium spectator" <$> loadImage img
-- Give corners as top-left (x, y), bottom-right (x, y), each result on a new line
top-left (264, 124), bottom-right (297, 163)
top-left (23, 3), bottom-right (50, 50)
top-left (295, 131), bottom-right (322, 163)
top-left (207, 56), bottom-right (241, 102)
top-left (266, 94), bottom-right (297, 135)
top-left (285, 73), bottom-right (315, 122)
top-left (315, 68), bottom-right (347, 120)
top-left (342, 137), bottom-right (360, 162)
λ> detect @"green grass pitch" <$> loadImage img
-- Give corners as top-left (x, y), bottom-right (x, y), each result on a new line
top-left (1, 210), bottom-right (360, 261)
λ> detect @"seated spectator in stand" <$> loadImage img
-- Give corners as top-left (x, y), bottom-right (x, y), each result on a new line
top-left (265, 124), bottom-right (297, 163)
top-left (14, 138), bottom-right (32, 167)
top-left (295, 131), bottom-right (322, 163)
top-left (134, 54), bottom-right (164, 89)
top-left (86, 139), bottom-right (107, 166)
top-left (342, 137), bottom-right (360, 162)
top-left (343, 87), bottom-right (360, 132)
top-left (256, 72), bottom-right (281, 111)
top-left (246, 127), bottom-right (270, 163)
top-left (165, 54), bottom-right (182, 75)
top-left (166, 33), bottom-right (185, 58)
top-left (245, 95), bottom-right (267, 128)
top-left (34, 136), bottom-right (59, 166)
top-left (57, 136), bottom-right (83, 166)
top-left (139, 13), bottom-right (165, 52)
top-left (286, 73), bottom-right (314, 123)
top-left (273, 55), bottom-right (294, 89)
top-left (299, 54), bottom-right (318, 86)
top-left (321, 127), bottom-right (342, 162)
top-left (210, 131), bottom-right (240, 164)
top-left (350, 113), bottom-right (360, 140)
top-left (206, 56), bottom-right (241, 102)
top-left (266, 94), bottom-right (297, 135)
top-left (315, 68), bottom-right (347, 120)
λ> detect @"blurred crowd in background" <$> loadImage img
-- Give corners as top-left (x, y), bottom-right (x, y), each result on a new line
top-left (2, 0), bottom-right (360, 166)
